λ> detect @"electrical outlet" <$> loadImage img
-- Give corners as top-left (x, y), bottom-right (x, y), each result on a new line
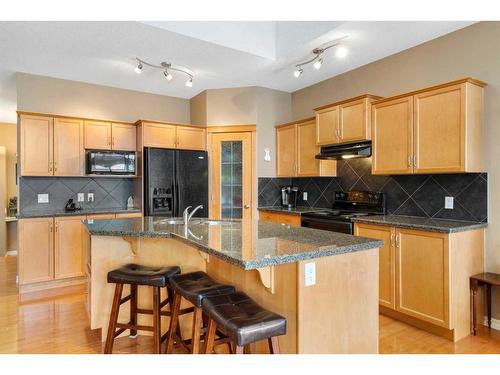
top-left (304, 262), bottom-right (316, 286)
top-left (37, 193), bottom-right (49, 203)
top-left (87, 192), bottom-right (94, 202)
top-left (303, 192), bottom-right (308, 201)
top-left (445, 196), bottom-right (454, 209)
top-left (77, 193), bottom-right (85, 202)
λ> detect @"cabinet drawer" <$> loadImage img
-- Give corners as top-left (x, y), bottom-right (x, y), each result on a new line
top-left (259, 211), bottom-right (301, 227)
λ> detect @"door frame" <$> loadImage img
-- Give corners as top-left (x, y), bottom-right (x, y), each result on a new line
top-left (207, 125), bottom-right (256, 220)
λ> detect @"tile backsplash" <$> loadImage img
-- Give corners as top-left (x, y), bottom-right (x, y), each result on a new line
top-left (258, 157), bottom-right (487, 222)
top-left (19, 177), bottom-right (135, 216)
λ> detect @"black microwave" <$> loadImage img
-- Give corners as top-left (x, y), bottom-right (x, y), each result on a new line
top-left (86, 150), bottom-right (136, 175)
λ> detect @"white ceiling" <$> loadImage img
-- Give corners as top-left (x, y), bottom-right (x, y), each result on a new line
top-left (0, 21), bottom-right (475, 123)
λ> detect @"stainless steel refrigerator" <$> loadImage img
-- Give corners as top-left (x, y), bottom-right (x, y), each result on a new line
top-left (144, 148), bottom-right (208, 217)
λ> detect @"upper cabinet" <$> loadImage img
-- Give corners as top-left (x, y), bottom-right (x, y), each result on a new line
top-left (84, 121), bottom-right (136, 151)
top-left (20, 114), bottom-right (84, 176)
top-left (141, 121), bottom-right (206, 151)
top-left (372, 78), bottom-right (486, 175)
top-left (276, 118), bottom-right (336, 177)
top-left (315, 95), bottom-right (381, 146)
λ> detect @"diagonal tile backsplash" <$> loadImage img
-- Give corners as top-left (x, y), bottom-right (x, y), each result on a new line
top-left (258, 157), bottom-right (487, 222)
top-left (19, 176), bottom-right (135, 216)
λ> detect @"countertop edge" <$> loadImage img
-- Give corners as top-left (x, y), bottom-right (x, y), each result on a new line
top-left (352, 217), bottom-right (488, 233)
top-left (18, 208), bottom-right (142, 219)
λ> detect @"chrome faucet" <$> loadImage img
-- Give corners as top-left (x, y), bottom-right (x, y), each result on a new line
top-left (183, 205), bottom-right (204, 225)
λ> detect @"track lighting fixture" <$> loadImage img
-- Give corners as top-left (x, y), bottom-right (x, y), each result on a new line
top-left (134, 58), bottom-right (194, 87)
top-left (293, 36), bottom-right (348, 78)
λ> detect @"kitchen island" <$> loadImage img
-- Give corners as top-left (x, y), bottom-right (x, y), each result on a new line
top-left (83, 217), bottom-right (383, 354)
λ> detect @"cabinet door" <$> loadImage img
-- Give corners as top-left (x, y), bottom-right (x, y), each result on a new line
top-left (54, 216), bottom-right (86, 279)
top-left (259, 211), bottom-right (301, 227)
top-left (371, 97), bottom-right (413, 175)
top-left (143, 122), bottom-right (177, 148)
top-left (276, 124), bottom-right (297, 177)
top-left (414, 84), bottom-right (464, 173)
top-left (53, 118), bottom-right (84, 176)
top-left (176, 126), bottom-right (206, 150)
top-left (316, 106), bottom-right (339, 145)
top-left (84, 120), bottom-right (112, 150)
top-left (395, 229), bottom-right (450, 328)
top-left (18, 218), bottom-right (54, 284)
top-left (111, 123), bottom-right (136, 151)
top-left (339, 99), bottom-right (369, 142)
top-left (297, 120), bottom-right (320, 176)
top-left (355, 224), bottom-right (395, 309)
top-left (20, 115), bottom-right (53, 176)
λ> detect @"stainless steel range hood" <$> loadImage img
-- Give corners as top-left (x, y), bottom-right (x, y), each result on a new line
top-left (315, 141), bottom-right (371, 160)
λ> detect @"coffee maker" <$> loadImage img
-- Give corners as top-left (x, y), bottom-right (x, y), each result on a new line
top-left (281, 186), bottom-right (299, 208)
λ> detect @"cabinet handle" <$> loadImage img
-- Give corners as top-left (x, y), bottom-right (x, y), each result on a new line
top-left (55, 224), bottom-right (58, 232)
top-left (395, 234), bottom-right (400, 248)
top-left (50, 224), bottom-right (53, 233)
top-left (413, 155), bottom-right (417, 167)
top-left (408, 155), bottom-right (412, 167)
top-left (390, 232), bottom-right (395, 247)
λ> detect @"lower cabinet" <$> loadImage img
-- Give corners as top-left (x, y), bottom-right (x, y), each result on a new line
top-left (354, 222), bottom-right (484, 341)
top-left (54, 216), bottom-right (86, 279)
top-left (258, 210), bottom-right (301, 227)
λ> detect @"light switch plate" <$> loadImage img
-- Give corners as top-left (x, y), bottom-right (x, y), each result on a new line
top-left (77, 193), bottom-right (85, 202)
top-left (303, 192), bottom-right (308, 201)
top-left (304, 262), bottom-right (316, 286)
top-left (445, 196), bottom-right (454, 209)
top-left (37, 193), bottom-right (49, 203)
top-left (88, 193), bottom-right (94, 202)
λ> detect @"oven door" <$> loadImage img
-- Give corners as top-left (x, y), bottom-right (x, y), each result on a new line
top-left (301, 216), bottom-right (353, 234)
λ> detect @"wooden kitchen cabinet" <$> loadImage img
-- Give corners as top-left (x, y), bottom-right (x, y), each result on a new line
top-left (115, 212), bottom-right (142, 218)
top-left (176, 125), bottom-right (206, 150)
top-left (259, 210), bottom-right (302, 227)
top-left (315, 95), bottom-right (381, 146)
top-left (86, 213), bottom-right (116, 220)
top-left (18, 217), bottom-right (54, 284)
top-left (355, 223), bottom-right (395, 310)
top-left (111, 123), bottom-right (137, 151)
top-left (54, 216), bottom-right (86, 279)
top-left (20, 114), bottom-right (54, 176)
top-left (143, 122), bottom-right (177, 149)
top-left (53, 118), bottom-right (84, 176)
top-left (84, 120), bottom-right (112, 150)
top-left (276, 119), bottom-right (336, 177)
top-left (371, 78), bottom-right (485, 175)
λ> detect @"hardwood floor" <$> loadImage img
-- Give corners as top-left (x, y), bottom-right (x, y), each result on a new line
top-left (1, 255), bottom-right (499, 354)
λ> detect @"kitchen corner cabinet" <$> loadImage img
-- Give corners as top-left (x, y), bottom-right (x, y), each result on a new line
top-left (20, 114), bottom-right (84, 176)
top-left (142, 122), bottom-right (206, 151)
top-left (372, 78), bottom-right (486, 175)
top-left (276, 119), bottom-right (336, 177)
top-left (84, 121), bottom-right (136, 151)
top-left (354, 222), bottom-right (484, 341)
top-left (315, 95), bottom-right (381, 146)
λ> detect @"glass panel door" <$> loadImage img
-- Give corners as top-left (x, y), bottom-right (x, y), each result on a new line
top-left (221, 141), bottom-right (243, 219)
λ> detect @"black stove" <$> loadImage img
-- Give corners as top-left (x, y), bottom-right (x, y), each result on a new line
top-left (301, 191), bottom-right (386, 234)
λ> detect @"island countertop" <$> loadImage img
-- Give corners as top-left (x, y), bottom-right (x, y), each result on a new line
top-left (83, 217), bottom-right (383, 270)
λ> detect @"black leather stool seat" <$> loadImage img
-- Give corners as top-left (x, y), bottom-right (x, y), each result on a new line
top-left (203, 291), bottom-right (287, 347)
top-left (169, 271), bottom-right (235, 307)
top-left (107, 263), bottom-right (181, 287)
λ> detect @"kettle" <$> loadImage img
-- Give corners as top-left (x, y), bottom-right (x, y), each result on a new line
top-left (281, 186), bottom-right (299, 208)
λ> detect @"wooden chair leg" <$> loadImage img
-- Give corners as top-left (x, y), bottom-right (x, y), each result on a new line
top-left (268, 337), bottom-right (280, 354)
top-left (235, 345), bottom-right (244, 354)
top-left (191, 306), bottom-right (203, 354)
top-left (204, 318), bottom-right (217, 354)
top-left (166, 286), bottom-right (183, 342)
top-left (165, 292), bottom-right (182, 353)
top-left (487, 284), bottom-right (492, 329)
top-left (129, 284), bottom-right (138, 337)
top-left (470, 279), bottom-right (479, 336)
top-left (152, 286), bottom-right (162, 354)
top-left (104, 283), bottom-right (123, 354)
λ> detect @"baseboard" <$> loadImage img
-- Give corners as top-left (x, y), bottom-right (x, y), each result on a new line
top-left (5, 250), bottom-right (17, 256)
top-left (483, 316), bottom-right (500, 331)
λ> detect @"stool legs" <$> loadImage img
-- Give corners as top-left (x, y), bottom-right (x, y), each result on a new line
top-left (470, 279), bottom-right (479, 335)
top-left (191, 307), bottom-right (203, 354)
top-left (204, 318), bottom-right (217, 354)
top-left (486, 284), bottom-right (492, 329)
top-left (104, 283), bottom-right (123, 354)
top-left (129, 285), bottom-right (138, 337)
top-left (152, 286), bottom-right (161, 354)
top-left (268, 337), bottom-right (280, 354)
top-left (165, 292), bottom-right (182, 353)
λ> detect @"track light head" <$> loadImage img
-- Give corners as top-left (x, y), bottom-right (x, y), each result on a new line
top-left (185, 78), bottom-right (193, 88)
top-left (313, 58), bottom-right (323, 70)
top-left (293, 67), bottom-right (303, 78)
top-left (164, 70), bottom-right (173, 81)
top-left (134, 63), bottom-right (143, 74)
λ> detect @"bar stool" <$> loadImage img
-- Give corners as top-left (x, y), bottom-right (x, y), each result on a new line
top-left (104, 263), bottom-right (181, 354)
top-left (203, 291), bottom-right (287, 354)
top-left (165, 271), bottom-right (235, 354)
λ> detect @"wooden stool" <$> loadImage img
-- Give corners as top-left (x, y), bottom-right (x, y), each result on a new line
top-left (104, 263), bottom-right (181, 354)
top-left (203, 291), bottom-right (286, 354)
top-left (470, 272), bottom-right (500, 335)
top-left (165, 271), bottom-right (235, 354)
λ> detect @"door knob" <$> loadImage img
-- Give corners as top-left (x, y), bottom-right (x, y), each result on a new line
top-left (244, 204), bottom-right (251, 209)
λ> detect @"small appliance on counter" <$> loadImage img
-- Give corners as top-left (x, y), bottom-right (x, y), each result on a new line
top-left (281, 186), bottom-right (299, 208)
top-left (65, 198), bottom-right (82, 212)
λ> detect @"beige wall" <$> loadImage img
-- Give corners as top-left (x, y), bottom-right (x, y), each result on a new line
top-left (291, 21), bottom-right (499, 319)
top-left (16, 73), bottom-right (190, 123)
top-left (190, 91), bottom-right (207, 126)
top-left (0, 123), bottom-right (17, 204)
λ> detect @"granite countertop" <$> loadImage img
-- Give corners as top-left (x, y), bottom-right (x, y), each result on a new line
top-left (258, 206), bottom-right (328, 215)
top-left (352, 215), bottom-right (487, 233)
top-left (83, 217), bottom-right (383, 270)
top-left (18, 207), bottom-right (142, 219)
